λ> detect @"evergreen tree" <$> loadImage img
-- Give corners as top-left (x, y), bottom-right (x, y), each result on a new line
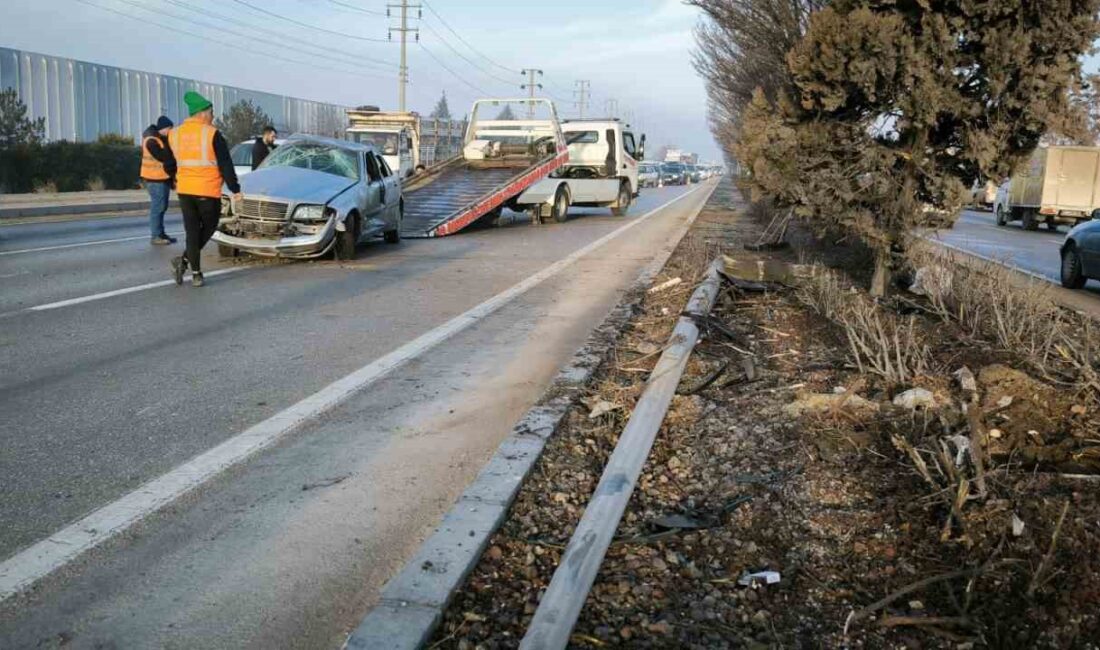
top-left (430, 92), bottom-right (452, 119)
top-left (495, 105), bottom-right (516, 121)
top-left (215, 100), bottom-right (274, 145)
top-left (0, 88), bottom-right (45, 148)
top-left (734, 0), bottom-right (1100, 295)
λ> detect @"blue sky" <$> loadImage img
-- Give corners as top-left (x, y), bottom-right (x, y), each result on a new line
top-left (1, 0), bottom-right (721, 160)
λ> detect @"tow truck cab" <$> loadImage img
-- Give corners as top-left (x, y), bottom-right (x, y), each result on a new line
top-left (549, 119), bottom-right (644, 209)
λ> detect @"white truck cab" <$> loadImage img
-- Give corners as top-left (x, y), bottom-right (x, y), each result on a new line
top-left (520, 119), bottom-right (644, 219)
top-left (346, 107), bottom-right (421, 179)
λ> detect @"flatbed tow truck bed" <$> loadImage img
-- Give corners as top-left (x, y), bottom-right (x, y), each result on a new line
top-left (396, 98), bottom-right (569, 239)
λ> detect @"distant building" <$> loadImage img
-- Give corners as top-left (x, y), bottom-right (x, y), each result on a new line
top-left (0, 46), bottom-right (348, 143)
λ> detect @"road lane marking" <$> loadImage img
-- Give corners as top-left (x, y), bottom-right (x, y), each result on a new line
top-left (0, 231), bottom-right (184, 257)
top-left (0, 183), bottom-right (714, 602)
top-left (17, 267), bottom-right (247, 314)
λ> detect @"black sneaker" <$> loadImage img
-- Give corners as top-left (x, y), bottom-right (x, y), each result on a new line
top-left (171, 256), bottom-right (186, 286)
top-left (151, 235), bottom-right (173, 245)
top-left (191, 272), bottom-right (205, 288)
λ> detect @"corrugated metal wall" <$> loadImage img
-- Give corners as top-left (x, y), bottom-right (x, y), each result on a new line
top-left (0, 46), bottom-right (348, 143)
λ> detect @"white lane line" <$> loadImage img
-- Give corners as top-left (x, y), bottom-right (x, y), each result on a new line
top-left (21, 267), bottom-right (247, 313)
top-left (0, 232), bottom-right (184, 257)
top-left (0, 184), bottom-right (711, 602)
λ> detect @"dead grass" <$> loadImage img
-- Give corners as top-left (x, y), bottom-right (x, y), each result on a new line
top-left (797, 267), bottom-right (930, 385)
top-left (84, 176), bottom-right (106, 192)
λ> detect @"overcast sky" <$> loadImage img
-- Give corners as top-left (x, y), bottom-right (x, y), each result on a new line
top-left (1, 0), bottom-right (722, 161)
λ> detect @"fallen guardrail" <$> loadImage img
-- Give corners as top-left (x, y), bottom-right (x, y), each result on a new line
top-left (520, 257), bottom-right (725, 650)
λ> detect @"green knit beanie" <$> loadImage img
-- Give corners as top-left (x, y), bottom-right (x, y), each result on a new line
top-left (184, 91), bottom-right (213, 116)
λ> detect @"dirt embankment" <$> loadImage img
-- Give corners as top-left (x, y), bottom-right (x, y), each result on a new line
top-left (432, 181), bottom-right (1100, 649)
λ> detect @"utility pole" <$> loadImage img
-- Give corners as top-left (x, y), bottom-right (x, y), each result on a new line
top-left (605, 98), bottom-right (619, 118)
top-left (573, 80), bottom-right (590, 118)
top-left (388, 0), bottom-right (421, 112)
top-left (520, 68), bottom-right (543, 118)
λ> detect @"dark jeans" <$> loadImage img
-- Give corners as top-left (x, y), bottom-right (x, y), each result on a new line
top-left (178, 194), bottom-right (220, 273)
top-left (145, 180), bottom-right (170, 238)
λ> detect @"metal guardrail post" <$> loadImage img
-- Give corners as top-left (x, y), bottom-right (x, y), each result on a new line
top-left (520, 258), bottom-right (725, 650)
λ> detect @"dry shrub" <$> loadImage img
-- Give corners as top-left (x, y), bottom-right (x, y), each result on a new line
top-left (908, 243), bottom-right (1100, 404)
top-left (85, 176), bottom-right (106, 192)
top-left (798, 267), bottom-right (930, 384)
top-left (33, 179), bottom-right (57, 194)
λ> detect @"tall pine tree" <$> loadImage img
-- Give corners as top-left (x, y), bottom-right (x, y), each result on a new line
top-left (430, 92), bottom-right (452, 119)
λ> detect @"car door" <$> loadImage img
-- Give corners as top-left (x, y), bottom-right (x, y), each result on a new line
top-left (362, 152), bottom-right (388, 236)
top-left (1079, 221), bottom-right (1100, 276)
top-left (622, 131), bottom-right (639, 193)
top-left (375, 153), bottom-right (401, 227)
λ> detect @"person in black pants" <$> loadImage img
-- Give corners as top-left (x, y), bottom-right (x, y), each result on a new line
top-left (168, 91), bottom-right (241, 287)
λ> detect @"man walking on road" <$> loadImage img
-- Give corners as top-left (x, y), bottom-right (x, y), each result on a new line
top-left (168, 91), bottom-right (241, 288)
top-left (141, 115), bottom-right (177, 245)
top-left (251, 126), bottom-right (277, 170)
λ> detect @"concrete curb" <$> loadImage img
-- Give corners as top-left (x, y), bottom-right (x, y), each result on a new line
top-left (0, 199), bottom-right (179, 220)
top-left (344, 182), bottom-right (720, 650)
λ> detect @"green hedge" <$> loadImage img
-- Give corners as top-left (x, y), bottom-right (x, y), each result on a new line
top-left (0, 141), bottom-right (141, 193)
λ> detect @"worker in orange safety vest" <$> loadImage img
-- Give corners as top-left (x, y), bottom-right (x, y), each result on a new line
top-left (140, 115), bottom-right (177, 245)
top-left (168, 91), bottom-right (241, 288)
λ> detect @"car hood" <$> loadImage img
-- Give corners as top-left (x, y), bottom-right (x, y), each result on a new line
top-left (239, 166), bottom-right (356, 205)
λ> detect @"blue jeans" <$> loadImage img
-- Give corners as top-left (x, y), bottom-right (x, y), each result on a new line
top-left (146, 181), bottom-right (170, 238)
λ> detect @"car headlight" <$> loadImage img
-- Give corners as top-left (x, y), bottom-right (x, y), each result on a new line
top-left (293, 205), bottom-right (327, 222)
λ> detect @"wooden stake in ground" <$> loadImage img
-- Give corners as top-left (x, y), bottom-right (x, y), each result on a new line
top-left (1027, 500), bottom-right (1071, 598)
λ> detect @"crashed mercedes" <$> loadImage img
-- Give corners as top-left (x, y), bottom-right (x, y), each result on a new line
top-left (213, 135), bottom-right (403, 260)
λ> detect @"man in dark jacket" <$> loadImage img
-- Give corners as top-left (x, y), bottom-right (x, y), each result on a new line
top-left (140, 115), bottom-right (177, 245)
top-left (251, 126), bottom-right (277, 170)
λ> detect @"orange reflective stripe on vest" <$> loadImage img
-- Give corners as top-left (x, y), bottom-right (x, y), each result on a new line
top-left (169, 118), bottom-right (223, 198)
top-left (140, 135), bottom-right (170, 181)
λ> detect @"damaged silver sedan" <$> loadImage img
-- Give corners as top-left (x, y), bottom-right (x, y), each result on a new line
top-left (213, 135), bottom-right (403, 260)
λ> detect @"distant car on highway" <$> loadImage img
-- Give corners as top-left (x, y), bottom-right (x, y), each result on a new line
top-left (968, 179), bottom-right (997, 211)
top-left (1060, 215), bottom-right (1100, 288)
top-left (214, 135), bottom-right (403, 260)
top-left (638, 162), bottom-right (661, 188)
top-left (661, 162), bottom-right (686, 185)
top-left (686, 164), bottom-right (702, 184)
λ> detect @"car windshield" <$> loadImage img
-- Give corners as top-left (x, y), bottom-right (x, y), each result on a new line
top-left (664, 164), bottom-right (683, 171)
top-left (351, 131), bottom-right (399, 156)
top-left (260, 142), bottom-right (359, 180)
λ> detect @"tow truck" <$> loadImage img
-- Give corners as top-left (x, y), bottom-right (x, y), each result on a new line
top-left (399, 98), bottom-right (571, 238)
top-left (517, 118), bottom-right (644, 222)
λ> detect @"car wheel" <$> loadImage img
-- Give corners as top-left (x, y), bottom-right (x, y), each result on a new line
top-left (551, 186), bottom-right (570, 223)
top-left (384, 204), bottom-right (402, 244)
top-left (217, 243), bottom-right (239, 258)
top-left (334, 213), bottom-right (359, 260)
top-left (1061, 245), bottom-right (1087, 289)
top-left (611, 182), bottom-right (631, 216)
top-left (1022, 210), bottom-right (1039, 231)
top-left (995, 205), bottom-right (1007, 226)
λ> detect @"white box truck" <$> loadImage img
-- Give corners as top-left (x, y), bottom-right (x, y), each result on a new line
top-left (994, 145), bottom-right (1100, 231)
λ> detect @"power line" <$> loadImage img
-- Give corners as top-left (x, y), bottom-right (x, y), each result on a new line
top-left (416, 42), bottom-right (489, 96)
top-left (419, 22), bottom-right (515, 89)
top-left (228, 0), bottom-right (391, 42)
top-left (152, 0), bottom-right (397, 71)
top-left (76, 0), bottom-right (390, 82)
top-left (324, 0), bottom-right (386, 16)
top-left (421, 1), bottom-right (518, 74)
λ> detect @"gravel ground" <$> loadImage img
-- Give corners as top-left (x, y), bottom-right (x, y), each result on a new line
top-left (432, 181), bottom-right (1100, 649)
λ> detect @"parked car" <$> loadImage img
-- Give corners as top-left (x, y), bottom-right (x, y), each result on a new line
top-left (1060, 215), bottom-right (1100, 288)
top-left (213, 135), bottom-right (402, 260)
top-left (661, 162), bottom-right (687, 185)
top-left (686, 164), bottom-right (702, 183)
top-left (230, 137), bottom-right (288, 177)
top-left (968, 179), bottom-right (997, 211)
top-left (638, 162), bottom-right (661, 188)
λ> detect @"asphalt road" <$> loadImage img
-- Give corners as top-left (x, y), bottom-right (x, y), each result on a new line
top-left (929, 208), bottom-right (1100, 297)
top-left (0, 181), bottom-right (716, 649)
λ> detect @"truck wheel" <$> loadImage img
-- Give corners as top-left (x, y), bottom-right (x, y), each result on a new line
top-left (1061, 245), bottom-right (1087, 289)
top-left (334, 213), bottom-right (359, 260)
top-left (217, 243), bottom-right (239, 258)
top-left (1022, 210), bottom-right (1039, 231)
top-left (1046, 219), bottom-right (1059, 232)
top-left (611, 182), bottom-right (631, 216)
top-left (995, 205), bottom-right (1007, 226)
top-left (551, 187), bottom-right (570, 223)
